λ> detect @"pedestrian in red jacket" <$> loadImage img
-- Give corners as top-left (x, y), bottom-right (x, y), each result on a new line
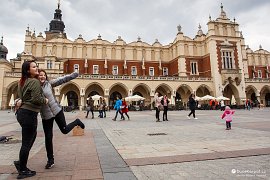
top-left (121, 98), bottom-right (130, 120)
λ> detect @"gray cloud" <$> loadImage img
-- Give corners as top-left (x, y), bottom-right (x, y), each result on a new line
top-left (1, 0), bottom-right (269, 59)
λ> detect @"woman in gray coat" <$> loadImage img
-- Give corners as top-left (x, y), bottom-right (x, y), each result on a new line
top-left (38, 69), bottom-right (85, 169)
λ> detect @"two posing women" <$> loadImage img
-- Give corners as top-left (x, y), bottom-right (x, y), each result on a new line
top-left (15, 60), bottom-right (84, 179)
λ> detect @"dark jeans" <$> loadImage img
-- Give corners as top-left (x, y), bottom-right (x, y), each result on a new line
top-left (188, 109), bottom-right (196, 118)
top-left (122, 112), bottom-right (129, 119)
top-left (163, 106), bottom-right (168, 120)
top-left (16, 108), bottom-right (38, 171)
top-left (86, 108), bottom-right (94, 118)
top-left (226, 122), bottom-right (231, 129)
top-left (42, 110), bottom-right (78, 161)
top-left (103, 109), bottom-right (106, 117)
top-left (114, 109), bottom-right (123, 120)
top-left (98, 110), bottom-right (103, 118)
top-left (155, 107), bottom-right (160, 120)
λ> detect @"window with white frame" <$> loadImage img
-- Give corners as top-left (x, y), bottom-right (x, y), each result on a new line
top-left (112, 65), bottom-right (118, 75)
top-left (258, 70), bottom-right (262, 78)
top-left (93, 65), bottom-right (99, 74)
top-left (163, 67), bottom-right (168, 76)
top-left (74, 64), bottom-right (79, 73)
top-left (47, 60), bottom-right (52, 69)
top-left (131, 66), bottom-right (137, 75)
top-left (221, 51), bottom-right (234, 69)
top-left (149, 67), bottom-right (154, 76)
top-left (190, 62), bottom-right (198, 75)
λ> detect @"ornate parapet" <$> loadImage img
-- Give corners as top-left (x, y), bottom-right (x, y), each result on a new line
top-left (221, 69), bottom-right (242, 85)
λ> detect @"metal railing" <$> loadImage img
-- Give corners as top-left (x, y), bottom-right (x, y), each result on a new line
top-left (5, 72), bottom-right (212, 81)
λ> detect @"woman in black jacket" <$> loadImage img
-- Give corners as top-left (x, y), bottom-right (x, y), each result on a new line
top-left (187, 94), bottom-right (198, 119)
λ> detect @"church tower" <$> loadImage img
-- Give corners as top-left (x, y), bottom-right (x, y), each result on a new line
top-left (45, 0), bottom-right (67, 40)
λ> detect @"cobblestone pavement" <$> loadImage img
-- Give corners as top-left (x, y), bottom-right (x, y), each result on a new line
top-left (0, 108), bottom-right (269, 179)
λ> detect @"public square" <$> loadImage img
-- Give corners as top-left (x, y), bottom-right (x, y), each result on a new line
top-left (0, 108), bottom-right (269, 179)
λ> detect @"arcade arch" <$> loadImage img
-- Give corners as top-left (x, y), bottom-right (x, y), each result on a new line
top-left (85, 83), bottom-right (105, 98)
top-left (60, 83), bottom-right (80, 109)
top-left (245, 85), bottom-right (257, 102)
top-left (109, 83), bottom-right (128, 107)
top-left (175, 84), bottom-right (192, 109)
top-left (5, 81), bottom-right (19, 109)
top-left (260, 85), bottom-right (270, 106)
top-left (196, 84), bottom-right (213, 97)
top-left (132, 83), bottom-right (151, 104)
top-left (223, 84), bottom-right (240, 104)
top-left (155, 83), bottom-right (172, 97)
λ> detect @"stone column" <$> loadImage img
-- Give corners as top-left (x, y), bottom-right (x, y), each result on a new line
top-left (80, 96), bottom-right (85, 111)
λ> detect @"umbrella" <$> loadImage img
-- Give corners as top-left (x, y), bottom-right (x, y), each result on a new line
top-left (91, 94), bottom-right (102, 101)
top-left (64, 95), bottom-right (69, 107)
top-left (125, 96), bottom-right (133, 102)
top-left (216, 95), bottom-right (230, 101)
top-left (129, 95), bottom-right (145, 101)
top-left (201, 95), bottom-right (215, 101)
top-left (60, 94), bottom-right (65, 106)
top-left (9, 94), bottom-right (15, 107)
top-left (195, 96), bottom-right (202, 101)
top-left (231, 95), bottom-right (236, 105)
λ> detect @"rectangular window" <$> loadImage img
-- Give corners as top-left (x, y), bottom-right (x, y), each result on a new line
top-left (74, 64), bottom-right (79, 73)
top-left (258, 70), bottom-right (262, 78)
top-left (131, 66), bottom-right (137, 75)
top-left (47, 60), bottom-right (52, 69)
top-left (93, 65), bottom-right (99, 74)
top-left (112, 65), bottom-right (118, 75)
top-left (190, 62), bottom-right (198, 75)
top-left (163, 67), bottom-right (168, 76)
top-left (149, 67), bottom-right (154, 76)
top-left (221, 51), bottom-right (233, 69)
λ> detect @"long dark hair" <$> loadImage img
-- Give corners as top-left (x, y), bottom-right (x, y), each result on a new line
top-left (19, 60), bottom-right (37, 87)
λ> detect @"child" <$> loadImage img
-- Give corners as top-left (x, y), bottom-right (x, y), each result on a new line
top-left (221, 106), bottom-right (235, 130)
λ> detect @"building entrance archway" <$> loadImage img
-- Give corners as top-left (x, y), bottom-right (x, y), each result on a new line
top-left (223, 84), bottom-right (240, 105)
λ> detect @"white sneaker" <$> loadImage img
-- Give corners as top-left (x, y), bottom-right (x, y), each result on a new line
top-left (194, 117), bottom-right (198, 119)
top-left (187, 116), bottom-right (190, 119)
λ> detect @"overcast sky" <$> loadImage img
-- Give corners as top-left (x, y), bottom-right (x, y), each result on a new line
top-left (1, 0), bottom-right (270, 59)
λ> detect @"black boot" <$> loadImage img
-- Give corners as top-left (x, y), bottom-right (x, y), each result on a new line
top-left (76, 119), bottom-right (85, 129)
top-left (14, 160), bottom-right (20, 172)
top-left (17, 169), bottom-right (36, 179)
top-left (45, 159), bottom-right (54, 169)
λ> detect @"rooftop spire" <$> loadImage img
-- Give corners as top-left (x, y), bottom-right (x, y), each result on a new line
top-left (48, 0), bottom-right (65, 33)
top-left (58, 0), bottom-right (60, 9)
top-left (0, 36), bottom-right (3, 45)
top-left (219, 3), bottom-right (227, 19)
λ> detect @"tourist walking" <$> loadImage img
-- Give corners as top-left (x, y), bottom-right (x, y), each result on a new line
top-left (221, 106), bottom-right (235, 130)
top-left (121, 98), bottom-right (130, 120)
top-left (187, 93), bottom-right (198, 119)
top-left (154, 92), bottom-right (162, 122)
top-left (98, 97), bottom-right (104, 118)
top-left (15, 61), bottom-right (48, 179)
top-left (85, 96), bottom-right (94, 119)
top-left (102, 98), bottom-right (107, 118)
top-left (112, 96), bottom-right (123, 121)
top-left (161, 95), bottom-right (169, 121)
